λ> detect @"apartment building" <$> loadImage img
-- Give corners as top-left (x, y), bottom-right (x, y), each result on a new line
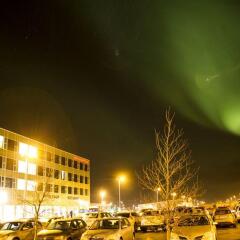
top-left (0, 128), bottom-right (90, 221)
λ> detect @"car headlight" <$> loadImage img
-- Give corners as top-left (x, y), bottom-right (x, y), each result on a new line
top-left (202, 231), bottom-right (215, 240)
top-left (170, 232), bottom-right (179, 240)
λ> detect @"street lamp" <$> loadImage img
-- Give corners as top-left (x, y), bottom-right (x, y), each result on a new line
top-left (156, 188), bottom-right (161, 202)
top-left (171, 192), bottom-right (177, 200)
top-left (117, 175), bottom-right (126, 210)
top-left (100, 190), bottom-right (106, 209)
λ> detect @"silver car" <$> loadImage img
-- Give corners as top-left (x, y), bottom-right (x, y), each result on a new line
top-left (0, 220), bottom-right (42, 240)
top-left (81, 217), bottom-right (134, 240)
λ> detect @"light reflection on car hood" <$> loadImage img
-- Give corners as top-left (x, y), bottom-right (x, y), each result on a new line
top-left (172, 225), bottom-right (212, 238)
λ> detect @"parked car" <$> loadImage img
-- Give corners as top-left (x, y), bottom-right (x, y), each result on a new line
top-left (140, 210), bottom-right (165, 232)
top-left (115, 211), bottom-right (141, 231)
top-left (82, 212), bottom-right (112, 227)
top-left (235, 205), bottom-right (240, 223)
top-left (213, 207), bottom-right (237, 227)
top-left (0, 219), bottom-right (42, 240)
top-left (81, 217), bottom-right (134, 240)
top-left (37, 218), bottom-right (87, 240)
top-left (171, 214), bottom-right (217, 240)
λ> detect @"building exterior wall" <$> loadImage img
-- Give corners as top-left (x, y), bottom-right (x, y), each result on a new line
top-left (0, 128), bottom-right (90, 221)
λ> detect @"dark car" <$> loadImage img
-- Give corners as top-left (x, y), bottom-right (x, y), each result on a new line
top-left (37, 218), bottom-right (87, 240)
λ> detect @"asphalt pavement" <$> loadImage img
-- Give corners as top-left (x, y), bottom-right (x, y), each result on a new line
top-left (135, 224), bottom-right (240, 240)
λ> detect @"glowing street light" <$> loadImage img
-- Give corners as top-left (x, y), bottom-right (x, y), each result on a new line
top-left (117, 175), bottom-right (126, 210)
top-left (100, 190), bottom-right (106, 204)
top-left (171, 192), bottom-right (177, 200)
top-left (156, 187), bottom-right (161, 202)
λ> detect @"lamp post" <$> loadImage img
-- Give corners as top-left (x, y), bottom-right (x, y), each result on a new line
top-left (156, 188), bottom-right (161, 202)
top-left (100, 190), bottom-right (106, 210)
top-left (117, 175), bottom-right (125, 210)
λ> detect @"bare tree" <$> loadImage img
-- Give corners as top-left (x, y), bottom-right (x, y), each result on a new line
top-left (137, 109), bottom-right (199, 240)
top-left (18, 173), bottom-right (51, 240)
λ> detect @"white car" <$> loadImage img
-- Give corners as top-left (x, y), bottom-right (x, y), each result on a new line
top-left (235, 205), bottom-right (240, 222)
top-left (0, 219), bottom-right (42, 240)
top-left (82, 212), bottom-right (112, 227)
top-left (213, 207), bottom-right (237, 227)
top-left (81, 217), bottom-right (134, 240)
top-left (115, 212), bottom-right (141, 231)
top-left (139, 210), bottom-right (165, 232)
top-left (171, 214), bottom-right (217, 240)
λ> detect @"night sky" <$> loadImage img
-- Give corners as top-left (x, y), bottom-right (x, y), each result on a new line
top-left (1, 0), bottom-right (240, 204)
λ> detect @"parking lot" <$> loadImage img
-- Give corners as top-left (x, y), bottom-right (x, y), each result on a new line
top-left (136, 224), bottom-right (240, 240)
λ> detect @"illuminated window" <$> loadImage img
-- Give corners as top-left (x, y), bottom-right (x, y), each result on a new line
top-left (27, 180), bottom-right (36, 191)
top-left (19, 142), bottom-right (38, 158)
top-left (61, 171), bottom-right (66, 180)
top-left (17, 179), bottom-right (26, 190)
top-left (28, 163), bottom-right (36, 175)
top-left (0, 135), bottom-right (4, 148)
top-left (19, 143), bottom-right (28, 157)
top-left (28, 146), bottom-right (37, 158)
top-left (18, 160), bottom-right (27, 173)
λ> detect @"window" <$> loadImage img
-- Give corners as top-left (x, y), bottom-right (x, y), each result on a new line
top-left (80, 175), bottom-right (84, 183)
top-left (0, 177), bottom-right (4, 187)
top-left (28, 163), bottom-right (36, 175)
top-left (27, 181), bottom-right (36, 191)
top-left (7, 139), bottom-right (16, 151)
top-left (68, 159), bottom-right (72, 167)
top-left (54, 170), bottom-right (59, 179)
top-left (74, 174), bottom-right (78, 182)
top-left (80, 188), bottom-right (83, 195)
top-left (55, 155), bottom-right (60, 164)
top-left (80, 163), bottom-right (83, 170)
top-left (68, 187), bottom-right (72, 194)
top-left (19, 142), bottom-right (37, 158)
top-left (61, 157), bottom-right (66, 166)
top-left (85, 177), bottom-right (88, 184)
top-left (74, 187), bottom-right (78, 195)
top-left (46, 168), bottom-right (52, 177)
top-left (46, 184), bottom-right (52, 192)
top-left (85, 189), bottom-right (88, 196)
top-left (6, 158), bottom-right (15, 171)
top-left (61, 186), bottom-right (66, 194)
top-left (54, 185), bottom-right (59, 193)
top-left (37, 183), bottom-right (43, 191)
top-left (84, 164), bottom-right (88, 171)
top-left (46, 152), bottom-right (51, 161)
top-left (5, 177), bottom-right (14, 188)
top-left (74, 161), bottom-right (78, 169)
top-left (38, 166), bottom-right (44, 176)
top-left (61, 171), bottom-right (66, 180)
top-left (0, 135), bottom-right (4, 148)
top-left (17, 179), bottom-right (25, 190)
top-left (18, 160), bottom-right (27, 173)
top-left (68, 173), bottom-right (72, 181)
top-left (0, 156), bottom-right (3, 168)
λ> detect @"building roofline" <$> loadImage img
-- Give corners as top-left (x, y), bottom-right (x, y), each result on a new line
top-left (0, 127), bottom-right (90, 163)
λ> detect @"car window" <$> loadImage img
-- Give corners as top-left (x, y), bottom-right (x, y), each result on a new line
top-left (2, 222), bottom-right (22, 231)
top-left (22, 222), bottom-right (33, 230)
top-left (87, 213), bottom-right (98, 218)
top-left (178, 216), bottom-right (209, 226)
top-left (77, 219), bottom-right (85, 228)
top-left (121, 219), bottom-right (129, 228)
top-left (117, 213), bottom-right (130, 218)
top-left (70, 220), bottom-right (79, 229)
top-left (90, 219), bottom-right (120, 230)
top-left (47, 221), bottom-right (71, 230)
top-left (131, 212), bottom-right (139, 217)
top-left (215, 209), bottom-right (231, 215)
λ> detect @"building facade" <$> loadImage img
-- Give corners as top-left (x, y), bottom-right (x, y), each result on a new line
top-left (0, 128), bottom-right (90, 221)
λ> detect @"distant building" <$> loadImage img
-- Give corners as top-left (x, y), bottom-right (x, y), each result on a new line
top-left (0, 128), bottom-right (90, 221)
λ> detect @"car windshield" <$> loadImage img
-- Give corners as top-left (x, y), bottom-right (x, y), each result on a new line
top-left (116, 213), bottom-right (130, 218)
top-left (143, 211), bottom-right (159, 216)
top-left (178, 216), bottom-right (209, 226)
top-left (90, 219), bottom-right (119, 230)
top-left (215, 209), bottom-right (231, 215)
top-left (1, 222), bottom-right (22, 231)
top-left (47, 221), bottom-right (71, 230)
top-left (86, 213), bottom-right (98, 218)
